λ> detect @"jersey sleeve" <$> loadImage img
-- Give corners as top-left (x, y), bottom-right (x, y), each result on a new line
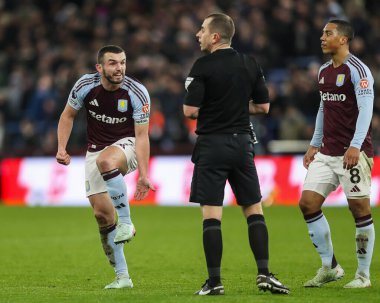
top-left (130, 81), bottom-right (151, 125)
top-left (310, 101), bottom-right (324, 147)
top-left (184, 60), bottom-right (204, 107)
top-left (250, 61), bottom-right (269, 104)
top-left (310, 64), bottom-right (329, 147)
top-left (350, 64), bottom-right (374, 148)
top-left (67, 74), bottom-right (93, 110)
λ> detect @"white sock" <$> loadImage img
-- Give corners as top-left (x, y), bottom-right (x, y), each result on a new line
top-left (100, 225), bottom-right (129, 277)
top-left (304, 211), bottom-right (334, 268)
top-left (102, 169), bottom-right (131, 224)
top-left (355, 215), bottom-right (375, 278)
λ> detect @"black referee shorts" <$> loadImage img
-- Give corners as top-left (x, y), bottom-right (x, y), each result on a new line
top-left (189, 134), bottom-right (262, 206)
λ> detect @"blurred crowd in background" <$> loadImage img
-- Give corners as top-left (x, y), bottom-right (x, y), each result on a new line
top-left (0, 0), bottom-right (379, 157)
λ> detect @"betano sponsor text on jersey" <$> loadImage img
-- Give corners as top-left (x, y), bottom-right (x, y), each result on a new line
top-left (320, 91), bottom-right (347, 102)
top-left (88, 110), bottom-right (127, 124)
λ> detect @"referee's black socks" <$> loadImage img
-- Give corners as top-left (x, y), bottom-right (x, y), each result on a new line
top-left (203, 218), bottom-right (222, 286)
top-left (247, 214), bottom-right (270, 275)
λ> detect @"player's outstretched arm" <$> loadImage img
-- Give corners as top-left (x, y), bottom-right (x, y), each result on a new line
top-left (134, 123), bottom-right (155, 200)
top-left (56, 104), bottom-right (78, 166)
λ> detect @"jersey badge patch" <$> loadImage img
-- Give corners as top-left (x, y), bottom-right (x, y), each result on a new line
top-left (185, 77), bottom-right (194, 91)
top-left (359, 79), bottom-right (369, 89)
top-left (118, 99), bottom-right (128, 112)
top-left (142, 104), bottom-right (150, 114)
top-left (336, 74), bottom-right (345, 87)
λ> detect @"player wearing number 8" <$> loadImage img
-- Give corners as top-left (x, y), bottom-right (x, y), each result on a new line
top-left (299, 20), bottom-right (375, 289)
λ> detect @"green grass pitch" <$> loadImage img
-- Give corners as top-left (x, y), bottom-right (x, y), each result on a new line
top-left (0, 205), bottom-right (379, 303)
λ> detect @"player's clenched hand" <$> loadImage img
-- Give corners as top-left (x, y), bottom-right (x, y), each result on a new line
top-left (134, 176), bottom-right (156, 200)
top-left (303, 146), bottom-right (319, 169)
top-left (343, 146), bottom-right (360, 170)
top-left (56, 150), bottom-right (71, 165)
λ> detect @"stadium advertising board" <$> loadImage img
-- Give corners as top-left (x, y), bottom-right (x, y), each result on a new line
top-left (1, 156), bottom-right (379, 206)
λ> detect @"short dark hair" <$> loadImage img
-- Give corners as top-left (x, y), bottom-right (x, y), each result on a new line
top-left (329, 19), bottom-right (354, 42)
top-left (206, 13), bottom-right (235, 43)
top-left (97, 45), bottom-right (125, 64)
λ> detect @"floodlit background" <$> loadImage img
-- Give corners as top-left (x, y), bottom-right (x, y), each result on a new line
top-left (0, 0), bottom-right (379, 158)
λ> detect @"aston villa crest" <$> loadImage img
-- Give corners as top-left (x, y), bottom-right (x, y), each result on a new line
top-left (336, 74), bottom-right (345, 87)
top-left (118, 99), bottom-right (128, 112)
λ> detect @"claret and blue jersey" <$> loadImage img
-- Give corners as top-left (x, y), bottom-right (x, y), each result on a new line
top-left (67, 72), bottom-right (150, 151)
top-left (311, 54), bottom-right (374, 157)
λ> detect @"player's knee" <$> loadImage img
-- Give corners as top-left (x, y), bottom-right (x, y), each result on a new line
top-left (242, 203), bottom-right (263, 217)
top-left (96, 156), bottom-right (114, 172)
top-left (299, 191), bottom-right (324, 215)
top-left (348, 199), bottom-right (371, 218)
top-left (299, 197), bottom-right (314, 214)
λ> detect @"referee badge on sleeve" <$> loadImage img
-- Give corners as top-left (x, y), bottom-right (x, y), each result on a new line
top-left (185, 77), bottom-right (194, 91)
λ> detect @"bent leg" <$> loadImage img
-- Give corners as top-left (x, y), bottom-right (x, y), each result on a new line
top-left (96, 146), bottom-right (136, 244)
top-left (97, 146), bottom-right (131, 224)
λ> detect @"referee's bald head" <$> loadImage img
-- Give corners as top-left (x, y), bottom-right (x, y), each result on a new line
top-left (206, 13), bottom-right (235, 44)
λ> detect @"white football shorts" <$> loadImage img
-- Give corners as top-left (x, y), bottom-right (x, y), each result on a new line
top-left (303, 151), bottom-right (373, 199)
top-left (85, 137), bottom-right (138, 197)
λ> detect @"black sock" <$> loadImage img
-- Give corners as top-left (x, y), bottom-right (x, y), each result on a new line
top-left (203, 218), bottom-right (222, 286)
top-left (247, 214), bottom-right (269, 275)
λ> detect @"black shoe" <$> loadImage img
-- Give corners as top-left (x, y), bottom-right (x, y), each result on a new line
top-left (194, 280), bottom-right (225, 295)
top-left (256, 273), bottom-right (290, 294)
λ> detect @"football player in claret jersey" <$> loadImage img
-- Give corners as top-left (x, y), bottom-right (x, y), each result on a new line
top-left (299, 20), bottom-right (375, 289)
top-left (56, 45), bottom-right (155, 289)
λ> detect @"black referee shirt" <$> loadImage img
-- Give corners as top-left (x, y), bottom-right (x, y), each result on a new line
top-left (184, 48), bottom-right (269, 135)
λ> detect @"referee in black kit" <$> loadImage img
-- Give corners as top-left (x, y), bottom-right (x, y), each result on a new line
top-left (183, 13), bottom-right (289, 296)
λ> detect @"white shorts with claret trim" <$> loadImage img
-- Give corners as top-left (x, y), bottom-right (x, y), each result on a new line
top-left (303, 151), bottom-right (373, 199)
top-left (85, 137), bottom-right (138, 197)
